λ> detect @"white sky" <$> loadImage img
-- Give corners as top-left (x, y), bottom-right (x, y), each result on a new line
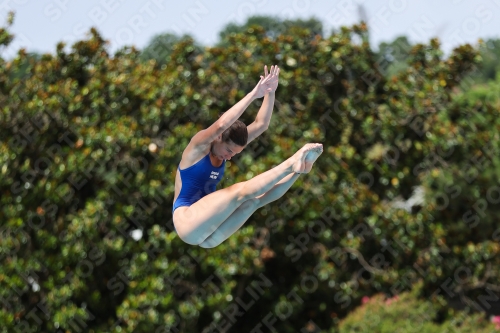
top-left (1, 0), bottom-right (500, 58)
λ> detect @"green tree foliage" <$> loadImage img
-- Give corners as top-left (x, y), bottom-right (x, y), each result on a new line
top-left (376, 35), bottom-right (412, 77)
top-left (473, 38), bottom-right (500, 83)
top-left (218, 15), bottom-right (323, 43)
top-left (339, 282), bottom-right (497, 332)
top-left (454, 71), bottom-right (500, 109)
top-left (140, 33), bottom-right (201, 67)
top-left (1, 13), bottom-right (499, 333)
top-left (374, 36), bottom-right (500, 84)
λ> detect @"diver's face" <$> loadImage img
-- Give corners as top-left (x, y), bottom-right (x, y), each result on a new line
top-left (212, 139), bottom-right (244, 160)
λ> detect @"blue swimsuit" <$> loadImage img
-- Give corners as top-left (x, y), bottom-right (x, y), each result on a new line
top-left (172, 153), bottom-right (226, 213)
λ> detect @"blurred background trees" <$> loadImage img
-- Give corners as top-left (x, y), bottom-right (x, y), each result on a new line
top-left (376, 35), bottom-right (412, 77)
top-left (1, 13), bottom-right (500, 333)
top-left (217, 15), bottom-right (324, 42)
top-left (140, 33), bottom-right (201, 67)
top-left (473, 38), bottom-right (500, 83)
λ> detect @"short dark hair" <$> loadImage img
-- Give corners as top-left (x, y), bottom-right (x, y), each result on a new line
top-left (221, 120), bottom-right (248, 146)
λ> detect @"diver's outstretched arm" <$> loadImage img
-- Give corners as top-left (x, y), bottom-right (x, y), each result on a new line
top-left (247, 65), bottom-right (280, 144)
top-left (190, 68), bottom-right (277, 148)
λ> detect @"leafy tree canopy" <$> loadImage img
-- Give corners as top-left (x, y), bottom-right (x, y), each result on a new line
top-left (218, 15), bottom-right (323, 43)
top-left (474, 38), bottom-right (500, 82)
top-left (376, 35), bottom-right (412, 77)
top-left (140, 32), bottom-right (201, 67)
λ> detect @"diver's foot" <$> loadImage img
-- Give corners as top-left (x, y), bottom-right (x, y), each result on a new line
top-left (303, 143), bottom-right (323, 173)
top-left (292, 143), bottom-right (322, 173)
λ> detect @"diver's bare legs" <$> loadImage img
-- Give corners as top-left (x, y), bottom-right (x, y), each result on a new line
top-left (173, 143), bottom-right (323, 245)
top-left (198, 172), bottom-right (301, 248)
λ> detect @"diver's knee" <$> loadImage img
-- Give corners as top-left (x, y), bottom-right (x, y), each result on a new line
top-left (251, 197), bottom-right (261, 210)
top-left (239, 197), bottom-right (260, 212)
top-left (176, 230), bottom-right (204, 246)
top-left (199, 235), bottom-right (219, 248)
top-left (234, 182), bottom-right (253, 202)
